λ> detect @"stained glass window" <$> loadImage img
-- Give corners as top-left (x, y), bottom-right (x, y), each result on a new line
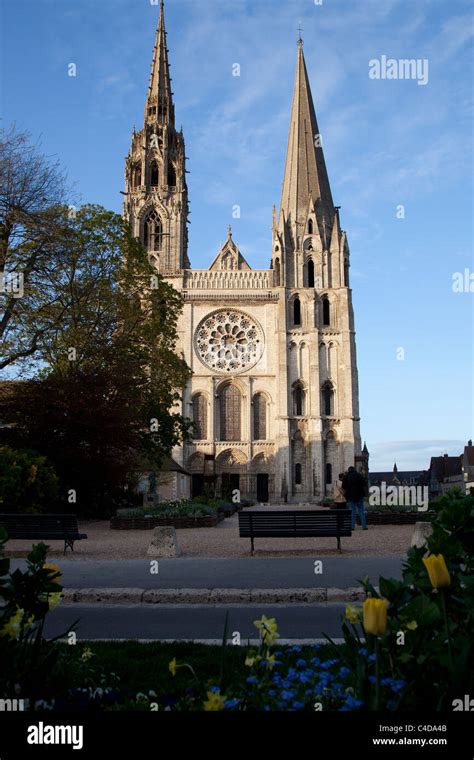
top-left (192, 394), bottom-right (207, 440)
top-left (253, 394), bottom-right (266, 440)
top-left (220, 385), bottom-right (241, 441)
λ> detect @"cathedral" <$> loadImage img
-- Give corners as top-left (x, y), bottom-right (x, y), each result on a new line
top-left (124, 1), bottom-right (367, 504)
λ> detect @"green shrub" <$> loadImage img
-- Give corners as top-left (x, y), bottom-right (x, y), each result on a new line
top-left (0, 446), bottom-right (59, 514)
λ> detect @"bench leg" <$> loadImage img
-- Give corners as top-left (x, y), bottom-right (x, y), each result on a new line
top-left (64, 539), bottom-right (74, 555)
top-left (251, 536), bottom-right (254, 556)
top-left (337, 536), bottom-right (341, 553)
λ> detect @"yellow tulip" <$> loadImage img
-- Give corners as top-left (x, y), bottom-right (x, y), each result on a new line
top-left (422, 554), bottom-right (451, 589)
top-left (168, 658), bottom-right (177, 676)
top-left (363, 598), bottom-right (388, 636)
top-left (43, 563), bottom-right (62, 585)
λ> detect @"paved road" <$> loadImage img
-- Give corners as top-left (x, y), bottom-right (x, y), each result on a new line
top-left (44, 602), bottom-right (347, 641)
top-left (11, 556), bottom-right (403, 589)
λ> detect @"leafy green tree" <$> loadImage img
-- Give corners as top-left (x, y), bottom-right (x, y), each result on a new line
top-left (0, 446), bottom-right (58, 513)
top-left (1, 205), bottom-right (192, 514)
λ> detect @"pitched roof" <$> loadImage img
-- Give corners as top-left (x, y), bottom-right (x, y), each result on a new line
top-left (429, 455), bottom-right (463, 480)
top-left (464, 445), bottom-right (474, 466)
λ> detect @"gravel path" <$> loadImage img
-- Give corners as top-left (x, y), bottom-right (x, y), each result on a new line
top-left (5, 512), bottom-right (415, 560)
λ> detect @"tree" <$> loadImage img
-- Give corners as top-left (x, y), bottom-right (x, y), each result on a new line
top-left (0, 205), bottom-right (192, 514)
top-left (0, 446), bottom-right (59, 513)
top-left (0, 125), bottom-right (71, 370)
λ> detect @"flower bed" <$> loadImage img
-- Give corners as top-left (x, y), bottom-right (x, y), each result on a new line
top-left (2, 491), bottom-right (473, 712)
top-left (110, 513), bottom-right (220, 530)
top-left (366, 510), bottom-right (434, 525)
top-left (109, 499), bottom-right (221, 529)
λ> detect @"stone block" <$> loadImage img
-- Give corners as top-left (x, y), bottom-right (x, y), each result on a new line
top-left (147, 526), bottom-right (180, 557)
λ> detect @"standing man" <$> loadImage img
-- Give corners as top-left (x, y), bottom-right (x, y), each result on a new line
top-left (342, 466), bottom-right (368, 530)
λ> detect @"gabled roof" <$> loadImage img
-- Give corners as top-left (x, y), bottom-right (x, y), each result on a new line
top-left (429, 455), bottom-right (463, 481)
top-left (464, 445), bottom-right (474, 466)
top-left (208, 226), bottom-right (251, 271)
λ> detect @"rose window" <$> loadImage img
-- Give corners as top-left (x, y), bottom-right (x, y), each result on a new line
top-left (194, 310), bottom-right (264, 374)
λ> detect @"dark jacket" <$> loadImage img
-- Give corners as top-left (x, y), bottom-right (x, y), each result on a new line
top-left (342, 470), bottom-right (366, 501)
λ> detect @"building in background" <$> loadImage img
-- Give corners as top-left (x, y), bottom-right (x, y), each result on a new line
top-left (124, 2), bottom-right (365, 502)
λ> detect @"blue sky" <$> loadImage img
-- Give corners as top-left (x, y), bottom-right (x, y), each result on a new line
top-left (1, 0), bottom-right (473, 470)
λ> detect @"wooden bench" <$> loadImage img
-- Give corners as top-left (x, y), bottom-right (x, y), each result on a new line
top-left (0, 514), bottom-right (87, 555)
top-left (238, 509), bottom-right (352, 554)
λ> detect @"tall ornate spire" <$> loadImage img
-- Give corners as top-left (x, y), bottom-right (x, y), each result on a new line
top-left (145, 0), bottom-right (174, 126)
top-left (279, 39), bottom-right (333, 235)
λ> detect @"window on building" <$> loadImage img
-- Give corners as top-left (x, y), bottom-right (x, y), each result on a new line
top-left (168, 164), bottom-right (176, 187)
top-left (307, 259), bottom-right (315, 288)
top-left (253, 393), bottom-right (267, 440)
top-left (295, 463), bottom-right (302, 485)
top-left (293, 297), bottom-right (301, 326)
top-left (143, 210), bottom-right (163, 252)
top-left (307, 219), bottom-right (313, 234)
top-left (274, 258), bottom-right (280, 287)
top-left (192, 394), bottom-right (207, 440)
top-left (150, 161), bottom-right (159, 188)
top-left (294, 385), bottom-right (304, 416)
top-left (323, 384), bottom-right (334, 416)
top-left (133, 166), bottom-right (141, 189)
top-left (325, 462), bottom-right (332, 487)
top-left (323, 297), bottom-right (330, 326)
top-left (220, 385), bottom-right (241, 441)
top-left (344, 260), bottom-right (349, 287)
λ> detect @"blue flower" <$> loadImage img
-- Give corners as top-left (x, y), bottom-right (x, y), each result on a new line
top-left (209, 686), bottom-right (221, 692)
top-left (268, 690), bottom-right (276, 698)
top-left (246, 676), bottom-right (258, 685)
top-left (298, 673), bottom-right (311, 684)
top-left (292, 701), bottom-right (305, 710)
top-left (296, 658), bottom-right (307, 668)
top-left (280, 690), bottom-right (295, 701)
top-left (359, 648), bottom-right (368, 656)
top-left (344, 695), bottom-right (364, 710)
top-left (380, 678), bottom-right (405, 694)
top-left (289, 645), bottom-right (302, 653)
top-left (338, 667), bottom-right (351, 678)
top-left (224, 698), bottom-right (241, 709)
top-left (368, 654), bottom-right (377, 663)
top-left (368, 676), bottom-right (376, 684)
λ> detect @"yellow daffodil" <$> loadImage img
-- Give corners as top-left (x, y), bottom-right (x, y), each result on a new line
top-left (422, 554), bottom-right (451, 589)
top-left (168, 658), bottom-right (177, 676)
top-left (47, 592), bottom-right (62, 610)
top-left (406, 620), bottom-right (418, 631)
top-left (345, 604), bottom-right (362, 625)
top-left (265, 654), bottom-right (276, 670)
top-left (363, 598), bottom-right (388, 636)
top-left (81, 646), bottom-right (94, 662)
top-left (203, 689), bottom-right (226, 711)
top-left (43, 563), bottom-right (62, 585)
top-left (0, 608), bottom-right (25, 640)
top-left (253, 615), bottom-right (279, 645)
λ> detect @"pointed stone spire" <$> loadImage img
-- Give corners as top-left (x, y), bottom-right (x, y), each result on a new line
top-left (145, 0), bottom-right (174, 125)
top-left (279, 39), bottom-right (334, 238)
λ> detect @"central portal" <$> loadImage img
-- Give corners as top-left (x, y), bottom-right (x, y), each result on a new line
top-left (257, 473), bottom-right (269, 502)
top-left (221, 473), bottom-right (240, 500)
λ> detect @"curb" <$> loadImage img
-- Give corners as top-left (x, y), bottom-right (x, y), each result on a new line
top-left (61, 586), bottom-right (370, 605)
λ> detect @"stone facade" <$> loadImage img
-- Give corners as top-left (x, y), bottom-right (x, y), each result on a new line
top-left (124, 2), bottom-right (364, 503)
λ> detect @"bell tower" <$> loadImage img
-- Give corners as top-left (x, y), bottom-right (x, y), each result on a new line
top-left (274, 36), bottom-right (362, 501)
top-left (124, 0), bottom-right (189, 273)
